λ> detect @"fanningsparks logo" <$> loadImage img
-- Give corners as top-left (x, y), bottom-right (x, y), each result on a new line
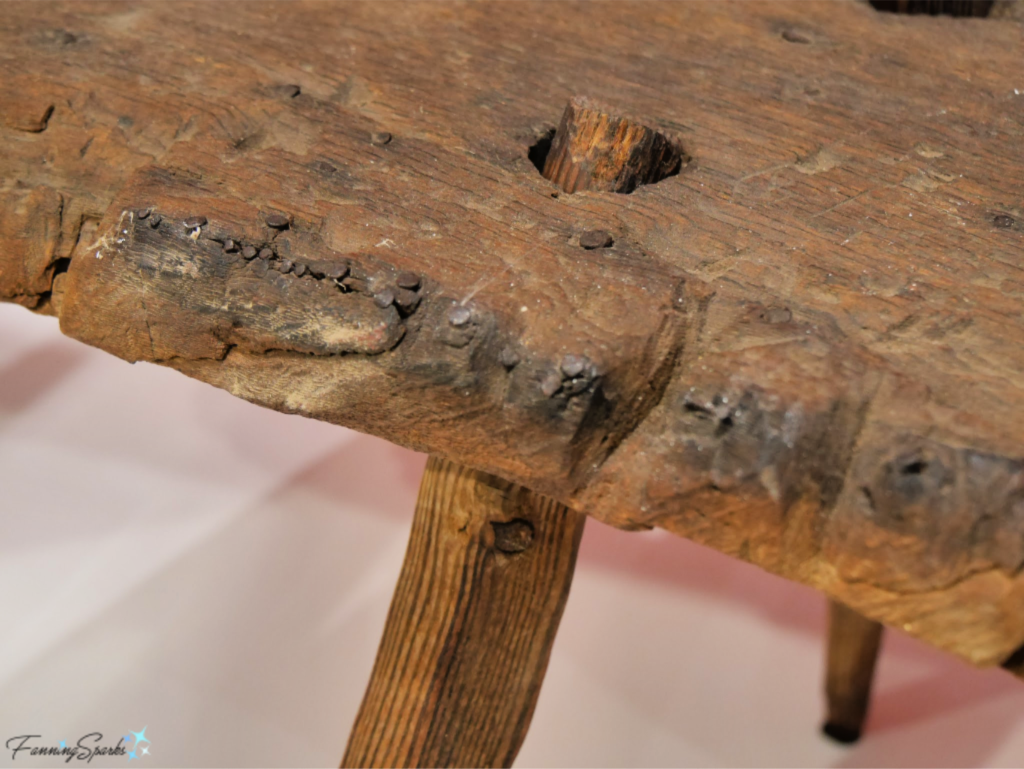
top-left (6, 727), bottom-right (152, 763)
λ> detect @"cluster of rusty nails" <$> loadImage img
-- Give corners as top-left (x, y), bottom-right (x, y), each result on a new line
top-left (135, 207), bottom-right (604, 401)
top-left (372, 270), bottom-right (423, 314)
top-left (541, 353), bottom-right (598, 398)
top-left (136, 208), bottom-right (161, 228)
top-left (135, 208), bottom-right (354, 284)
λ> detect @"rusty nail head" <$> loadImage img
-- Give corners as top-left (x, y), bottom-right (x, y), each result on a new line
top-left (264, 213), bottom-right (291, 229)
top-left (540, 371), bottom-right (562, 398)
top-left (579, 230), bottom-right (613, 249)
top-left (294, 264), bottom-right (308, 277)
top-left (396, 271), bottom-right (421, 290)
top-left (136, 207), bottom-right (151, 220)
top-left (278, 259), bottom-right (294, 273)
top-left (184, 216), bottom-right (207, 229)
top-left (499, 346), bottom-right (520, 369)
top-left (223, 239), bottom-right (239, 253)
top-left (447, 305), bottom-right (472, 326)
top-left (241, 246), bottom-right (257, 259)
top-left (258, 248), bottom-right (274, 260)
top-left (326, 264), bottom-right (349, 280)
top-left (560, 354), bottom-right (587, 378)
top-left (374, 289), bottom-right (395, 308)
top-left (994, 214), bottom-right (1016, 229)
top-left (370, 131), bottom-right (392, 146)
top-left (148, 214), bottom-right (162, 228)
top-left (394, 287), bottom-right (420, 310)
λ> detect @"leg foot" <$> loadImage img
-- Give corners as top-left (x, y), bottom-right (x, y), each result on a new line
top-left (342, 456), bottom-right (586, 768)
top-left (822, 600), bottom-right (883, 745)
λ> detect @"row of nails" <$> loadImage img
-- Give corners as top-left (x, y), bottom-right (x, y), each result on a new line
top-left (137, 207), bottom-right (595, 400)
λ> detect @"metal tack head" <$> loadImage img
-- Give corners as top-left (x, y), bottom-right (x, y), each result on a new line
top-left (136, 207), bottom-right (151, 220)
top-left (394, 287), bottom-right (421, 312)
top-left (183, 216), bottom-right (207, 229)
top-left (447, 305), bottom-right (472, 327)
top-left (264, 213), bottom-right (291, 229)
top-left (540, 371), bottom-right (562, 398)
top-left (370, 131), bottom-right (392, 146)
top-left (258, 248), bottom-right (274, 260)
top-left (223, 239), bottom-right (239, 253)
top-left (374, 289), bottom-right (396, 308)
top-left (396, 271), bottom-right (421, 290)
top-left (499, 346), bottom-right (520, 369)
top-left (579, 229), bottom-right (614, 249)
top-left (994, 214), bottom-right (1016, 229)
top-left (148, 214), bottom-right (162, 229)
top-left (293, 263), bottom-right (308, 277)
top-left (560, 354), bottom-right (588, 378)
top-left (241, 246), bottom-right (257, 260)
top-left (326, 264), bottom-right (349, 280)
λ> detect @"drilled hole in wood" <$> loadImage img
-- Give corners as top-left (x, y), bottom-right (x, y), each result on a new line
top-left (901, 460), bottom-right (928, 475)
top-left (869, 0), bottom-right (993, 16)
top-left (536, 96), bottom-right (686, 194)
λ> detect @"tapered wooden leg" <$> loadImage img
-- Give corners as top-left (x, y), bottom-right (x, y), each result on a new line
top-left (823, 600), bottom-right (884, 744)
top-left (342, 456), bottom-right (586, 768)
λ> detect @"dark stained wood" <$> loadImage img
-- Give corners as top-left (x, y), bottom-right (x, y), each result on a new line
top-left (823, 600), bottom-right (885, 744)
top-left (342, 456), bottom-right (585, 768)
top-left (2, 1), bottom-right (1024, 670)
top-left (541, 96), bottom-right (685, 194)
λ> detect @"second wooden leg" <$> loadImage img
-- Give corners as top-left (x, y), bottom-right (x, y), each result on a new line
top-left (342, 456), bottom-right (586, 768)
top-left (823, 600), bottom-right (884, 744)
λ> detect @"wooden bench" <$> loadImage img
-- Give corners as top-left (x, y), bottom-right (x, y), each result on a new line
top-left (3, 1), bottom-right (1023, 764)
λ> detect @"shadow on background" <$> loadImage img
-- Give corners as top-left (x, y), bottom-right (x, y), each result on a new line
top-left (0, 340), bottom-right (87, 414)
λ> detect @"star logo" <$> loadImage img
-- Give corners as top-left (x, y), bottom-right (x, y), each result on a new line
top-left (59, 741), bottom-right (66, 749)
top-left (130, 727), bottom-right (150, 746)
top-left (128, 750), bottom-right (137, 761)
top-left (142, 747), bottom-right (150, 756)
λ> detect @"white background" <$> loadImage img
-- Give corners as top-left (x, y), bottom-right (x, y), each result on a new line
top-left (2, 302), bottom-right (1024, 768)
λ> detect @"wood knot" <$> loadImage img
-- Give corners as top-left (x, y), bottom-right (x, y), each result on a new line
top-left (490, 519), bottom-right (535, 554)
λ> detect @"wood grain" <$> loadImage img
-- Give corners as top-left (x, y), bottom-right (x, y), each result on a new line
top-left (2, 1), bottom-right (1024, 668)
top-left (823, 600), bottom-right (885, 744)
top-left (541, 96), bottom-right (685, 194)
top-left (342, 456), bottom-right (585, 768)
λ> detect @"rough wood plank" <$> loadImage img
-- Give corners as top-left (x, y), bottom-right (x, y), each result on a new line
top-left (2, 1), bottom-right (1024, 667)
top-left (823, 600), bottom-right (885, 744)
top-left (343, 456), bottom-right (585, 768)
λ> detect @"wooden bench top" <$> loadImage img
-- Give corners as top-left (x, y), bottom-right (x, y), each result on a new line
top-left (3, 0), bottom-right (1024, 670)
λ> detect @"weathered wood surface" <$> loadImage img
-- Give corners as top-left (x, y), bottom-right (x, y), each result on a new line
top-left (2, 1), bottom-right (1024, 667)
top-left (343, 457), bottom-right (585, 768)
